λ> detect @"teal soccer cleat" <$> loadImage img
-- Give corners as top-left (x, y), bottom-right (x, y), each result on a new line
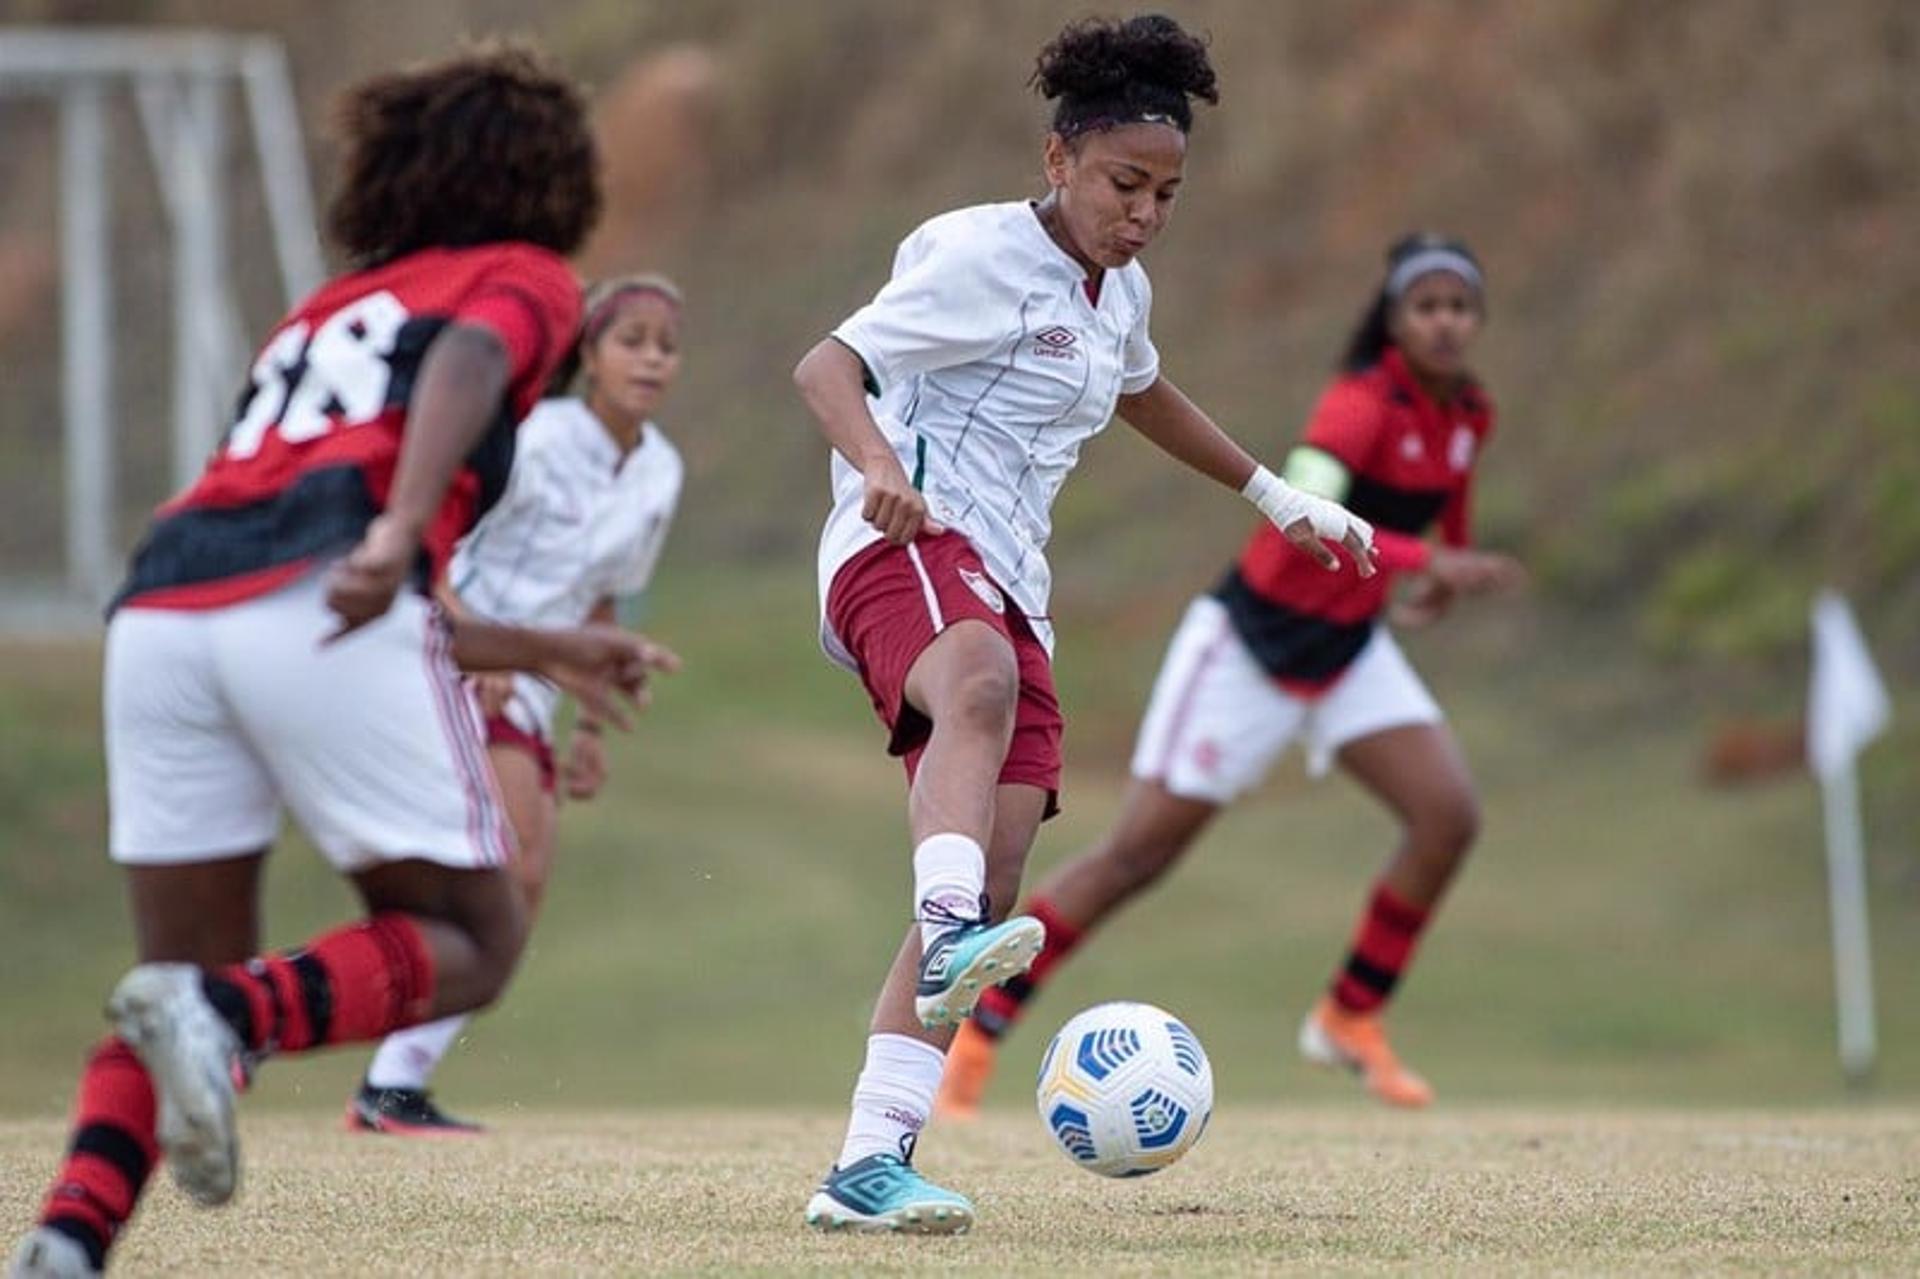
top-left (914, 914), bottom-right (1045, 1031)
top-left (804, 1153), bottom-right (975, 1234)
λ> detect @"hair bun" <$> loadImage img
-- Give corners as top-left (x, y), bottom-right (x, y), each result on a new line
top-left (1033, 13), bottom-right (1219, 109)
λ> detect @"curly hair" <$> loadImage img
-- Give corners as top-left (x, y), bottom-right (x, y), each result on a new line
top-left (1032, 13), bottom-right (1219, 140)
top-left (326, 40), bottom-right (602, 266)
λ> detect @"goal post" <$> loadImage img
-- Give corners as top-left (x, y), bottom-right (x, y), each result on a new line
top-left (0, 28), bottom-right (324, 627)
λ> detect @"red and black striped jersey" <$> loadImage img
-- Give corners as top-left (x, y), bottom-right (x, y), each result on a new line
top-left (114, 242), bottom-right (581, 612)
top-left (1216, 346), bottom-right (1495, 691)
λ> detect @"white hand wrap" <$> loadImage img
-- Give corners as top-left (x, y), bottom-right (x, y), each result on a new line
top-left (1242, 465), bottom-right (1374, 547)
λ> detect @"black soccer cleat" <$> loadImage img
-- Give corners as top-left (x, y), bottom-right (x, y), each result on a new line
top-left (344, 1083), bottom-right (484, 1137)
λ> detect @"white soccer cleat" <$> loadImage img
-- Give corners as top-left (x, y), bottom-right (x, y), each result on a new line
top-left (106, 964), bottom-right (243, 1207)
top-left (6, 1228), bottom-right (99, 1278)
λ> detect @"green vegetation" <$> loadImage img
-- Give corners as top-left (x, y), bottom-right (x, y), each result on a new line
top-left (0, 572), bottom-right (1914, 1117)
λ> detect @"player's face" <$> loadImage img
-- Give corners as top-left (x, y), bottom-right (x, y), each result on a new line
top-left (584, 293), bottom-right (682, 422)
top-left (1045, 123), bottom-right (1187, 270)
top-left (1389, 272), bottom-right (1483, 383)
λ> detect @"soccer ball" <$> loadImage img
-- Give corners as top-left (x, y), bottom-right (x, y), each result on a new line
top-left (1035, 1001), bottom-right (1214, 1178)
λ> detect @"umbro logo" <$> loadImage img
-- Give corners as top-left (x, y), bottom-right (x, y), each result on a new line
top-left (1031, 325), bottom-right (1080, 362)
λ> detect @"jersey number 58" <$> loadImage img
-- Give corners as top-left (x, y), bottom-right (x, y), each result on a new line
top-left (224, 291), bottom-right (410, 460)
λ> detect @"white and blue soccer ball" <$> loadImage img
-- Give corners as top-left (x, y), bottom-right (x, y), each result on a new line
top-left (1035, 1001), bottom-right (1214, 1178)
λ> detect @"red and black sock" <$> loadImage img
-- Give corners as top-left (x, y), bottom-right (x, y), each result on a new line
top-left (1330, 881), bottom-right (1433, 1014)
top-left (200, 913), bottom-right (437, 1055)
top-left (974, 898), bottom-right (1085, 1039)
top-left (37, 1039), bottom-right (157, 1271)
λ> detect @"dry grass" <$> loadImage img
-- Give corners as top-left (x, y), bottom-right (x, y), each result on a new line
top-left (3, 1108), bottom-right (1916, 1275)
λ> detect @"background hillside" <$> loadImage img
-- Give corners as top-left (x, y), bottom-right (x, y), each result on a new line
top-left (2, 0), bottom-right (1916, 669)
top-left (0, 0), bottom-right (1914, 1116)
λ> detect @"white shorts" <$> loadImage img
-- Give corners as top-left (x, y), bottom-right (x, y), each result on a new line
top-left (106, 569), bottom-right (514, 872)
top-left (1129, 596), bottom-right (1442, 804)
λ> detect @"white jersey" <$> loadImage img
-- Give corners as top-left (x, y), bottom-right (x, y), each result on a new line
top-left (817, 201), bottom-right (1161, 666)
top-left (452, 396), bottom-right (683, 735)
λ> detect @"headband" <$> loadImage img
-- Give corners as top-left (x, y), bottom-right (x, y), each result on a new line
top-left (1385, 248), bottom-right (1483, 299)
top-left (1056, 108), bottom-right (1181, 140)
top-left (582, 280), bottom-right (681, 345)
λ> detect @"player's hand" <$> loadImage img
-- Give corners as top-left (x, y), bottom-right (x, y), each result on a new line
top-left (1427, 548), bottom-right (1527, 596)
top-left (471, 671), bottom-right (515, 717)
top-left (1389, 575), bottom-right (1457, 629)
top-left (1280, 507), bottom-right (1378, 579)
top-left (860, 453), bottom-right (945, 546)
top-left (563, 729), bottom-right (608, 801)
top-left (538, 625), bottom-right (680, 732)
top-left (325, 514), bottom-right (421, 637)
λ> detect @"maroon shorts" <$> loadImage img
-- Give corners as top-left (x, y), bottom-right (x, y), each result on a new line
top-left (826, 532), bottom-right (1063, 817)
top-left (484, 713), bottom-right (556, 795)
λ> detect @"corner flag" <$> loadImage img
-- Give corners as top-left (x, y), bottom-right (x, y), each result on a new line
top-left (1807, 591), bottom-right (1890, 1083)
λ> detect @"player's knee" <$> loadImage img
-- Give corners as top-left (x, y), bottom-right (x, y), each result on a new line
top-left (512, 843), bottom-right (555, 916)
top-left (1413, 789), bottom-right (1480, 863)
top-left (941, 658), bottom-right (1019, 740)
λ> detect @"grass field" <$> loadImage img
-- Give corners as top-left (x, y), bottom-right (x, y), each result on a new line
top-left (3, 1108), bottom-right (1916, 1274)
top-left (1, 569), bottom-right (1917, 1271)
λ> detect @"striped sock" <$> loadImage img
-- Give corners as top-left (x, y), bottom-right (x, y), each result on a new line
top-left (1330, 882), bottom-right (1432, 1014)
top-left (973, 897), bottom-right (1084, 1039)
top-left (36, 1039), bottom-right (157, 1271)
top-left (200, 914), bottom-right (437, 1055)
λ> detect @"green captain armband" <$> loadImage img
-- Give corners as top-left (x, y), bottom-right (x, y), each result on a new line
top-left (1281, 446), bottom-right (1352, 502)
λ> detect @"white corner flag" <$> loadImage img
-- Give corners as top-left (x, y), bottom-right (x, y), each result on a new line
top-left (1808, 591), bottom-right (1891, 1083)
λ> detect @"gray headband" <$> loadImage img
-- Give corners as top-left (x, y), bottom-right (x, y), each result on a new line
top-left (1386, 248), bottom-right (1483, 299)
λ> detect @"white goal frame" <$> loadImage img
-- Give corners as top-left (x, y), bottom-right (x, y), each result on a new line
top-left (0, 28), bottom-right (324, 626)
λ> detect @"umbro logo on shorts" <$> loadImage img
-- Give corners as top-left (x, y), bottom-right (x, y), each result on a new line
top-left (958, 566), bottom-right (1006, 615)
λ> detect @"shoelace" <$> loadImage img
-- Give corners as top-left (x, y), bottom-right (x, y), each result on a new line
top-left (915, 891), bottom-right (991, 930)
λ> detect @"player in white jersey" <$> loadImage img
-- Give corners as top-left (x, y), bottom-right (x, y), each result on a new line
top-left (347, 275), bottom-right (687, 1135)
top-left (794, 14), bottom-right (1376, 1235)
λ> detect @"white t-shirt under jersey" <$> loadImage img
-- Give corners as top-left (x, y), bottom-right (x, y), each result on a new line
top-left (817, 200), bottom-right (1161, 668)
top-left (452, 396), bottom-right (683, 735)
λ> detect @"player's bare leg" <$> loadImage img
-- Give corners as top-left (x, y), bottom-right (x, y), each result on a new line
top-left (1301, 722), bottom-right (1478, 1107)
top-left (809, 625), bottom-right (1046, 1234)
top-left (353, 747), bottom-right (554, 1136)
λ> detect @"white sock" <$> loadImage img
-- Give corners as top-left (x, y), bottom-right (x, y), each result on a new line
top-left (837, 1032), bottom-right (946, 1167)
top-left (914, 832), bottom-right (986, 950)
top-left (365, 1014), bottom-right (470, 1092)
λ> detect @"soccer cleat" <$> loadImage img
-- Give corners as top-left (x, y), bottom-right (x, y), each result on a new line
top-left (345, 1084), bottom-right (484, 1136)
top-left (106, 964), bottom-right (242, 1207)
top-left (931, 1019), bottom-right (999, 1121)
top-left (6, 1228), bottom-right (99, 1278)
top-left (804, 1153), bottom-right (974, 1234)
top-left (1297, 995), bottom-right (1435, 1109)
top-left (915, 915), bottom-right (1045, 1031)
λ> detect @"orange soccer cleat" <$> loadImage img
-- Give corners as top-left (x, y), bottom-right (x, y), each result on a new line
top-left (932, 1019), bottom-right (1001, 1121)
top-left (1297, 995), bottom-right (1434, 1109)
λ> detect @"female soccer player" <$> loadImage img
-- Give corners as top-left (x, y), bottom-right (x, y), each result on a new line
top-left (10, 45), bottom-right (672, 1278)
top-left (936, 233), bottom-right (1525, 1118)
top-left (793, 14), bottom-right (1374, 1234)
top-left (349, 275), bottom-right (688, 1134)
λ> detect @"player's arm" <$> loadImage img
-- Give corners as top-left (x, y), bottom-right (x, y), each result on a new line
top-left (570, 598), bottom-right (620, 736)
top-left (1115, 375), bottom-right (1375, 575)
top-left (327, 325), bottom-right (510, 633)
top-left (447, 615), bottom-right (679, 733)
top-left (793, 339), bottom-right (944, 546)
top-left (562, 598), bottom-right (620, 802)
